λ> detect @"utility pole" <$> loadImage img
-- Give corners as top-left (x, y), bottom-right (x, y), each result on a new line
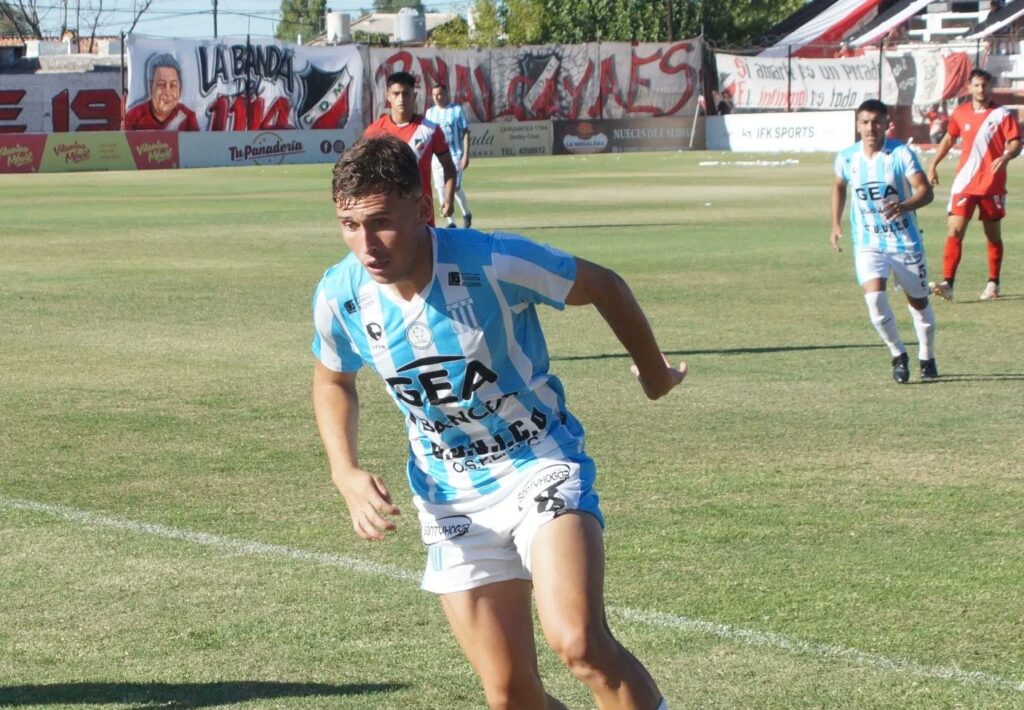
top-left (666, 0), bottom-right (674, 41)
top-left (213, 0), bottom-right (218, 37)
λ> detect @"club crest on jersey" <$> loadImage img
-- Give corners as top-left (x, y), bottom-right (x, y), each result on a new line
top-left (447, 297), bottom-right (480, 334)
top-left (406, 321), bottom-right (434, 350)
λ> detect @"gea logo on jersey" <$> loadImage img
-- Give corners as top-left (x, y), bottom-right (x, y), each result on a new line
top-left (386, 354), bottom-right (498, 407)
top-left (855, 182), bottom-right (898, 202)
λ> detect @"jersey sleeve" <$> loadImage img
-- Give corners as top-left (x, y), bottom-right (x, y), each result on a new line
top-left (311, 279), bottom-right (363, 372)
top-left (431, 125), bottom-right (450, 156)
top-left (833, 151), bottom-right (848, 181)
top-left (1000, 110), bottom-right (1021, 142)
top-left (457, 106), bottom-right (469, 130)
top-left (491, 232), bottom-right (577, 310)
top-left (947, 109), bottom-right (962, 139)
top-left (896, 145), bottom-right (924, 177)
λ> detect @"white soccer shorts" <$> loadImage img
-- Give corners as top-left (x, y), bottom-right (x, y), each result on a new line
top-left (854, 249), bottom-right (930, 299)
top-left (415, 455), bottom-right (603, 595)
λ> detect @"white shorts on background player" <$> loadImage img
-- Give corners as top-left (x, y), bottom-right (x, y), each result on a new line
top-left (431, 155), bottom-right (463, 193)
top-left (854, 249), bottom-right (930, 299)
top-left (417, 454), bottom-right (602, 594)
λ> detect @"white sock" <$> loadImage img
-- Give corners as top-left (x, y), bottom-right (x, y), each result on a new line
top-left (908, 302), bottom-right (936, 361)
top-left (454, 188), bottom-right (470, 217)
top-left (864, 291), bottom-right (904, 357)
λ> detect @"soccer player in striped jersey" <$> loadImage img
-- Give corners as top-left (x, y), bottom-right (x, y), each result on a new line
top-left (312, 135), bottom-right (683, 709)
top-left (426, 83), bottom-right (473, 228)
top-left (927, 69), bottom-right (1022, 301)
top-left (832, 99), bottom-right (938, 383)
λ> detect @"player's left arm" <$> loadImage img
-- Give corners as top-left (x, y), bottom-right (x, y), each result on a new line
top-left (830, 174), bottom-right (847, 252)
top-left (881, 163), bottom-right (933, 221)
top-left (460, 111), bottom-right (471, 170)
top-left (434, 127), bottom-right (457, 218)
top-left (565, 258), bottom-right (686, 400)
top-left (992, 134), bottom-right (1021, 175)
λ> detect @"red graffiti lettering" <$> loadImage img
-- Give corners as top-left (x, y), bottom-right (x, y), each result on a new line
top-left (0, 90), bottom-right (27, 133)
top-left (560, 61), bottom-right (594, 120)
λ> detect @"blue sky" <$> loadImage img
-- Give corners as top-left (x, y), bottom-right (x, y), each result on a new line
top-left (45, 0), bottom-right (469, 40)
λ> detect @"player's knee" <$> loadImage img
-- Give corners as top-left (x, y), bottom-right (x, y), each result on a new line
top-left (548, 625), bottom-right (616, 681)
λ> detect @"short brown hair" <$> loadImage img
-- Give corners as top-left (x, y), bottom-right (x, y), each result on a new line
top-left (331, 135), bottom-right (422, 205)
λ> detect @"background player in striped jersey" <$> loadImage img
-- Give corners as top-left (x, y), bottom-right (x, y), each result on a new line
top-left (926, 69), bottom-right (1021, 301)
top-left (365, 71), bottom-right (457, 227)
top-left (312, 135), bottom-right (684, 709)
top-left (426, 83), bottom-right (473, 229)
top-left (832, 99), bottom-right (938, 383)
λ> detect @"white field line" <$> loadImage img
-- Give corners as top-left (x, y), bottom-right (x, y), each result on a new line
top-left (3, 496), bottom-right (1022, 695)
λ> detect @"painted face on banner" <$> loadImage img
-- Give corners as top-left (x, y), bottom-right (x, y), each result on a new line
top-left (150, 66), bottom-right (182, 121)
top-left (335, 190), bottom-right (433, 293)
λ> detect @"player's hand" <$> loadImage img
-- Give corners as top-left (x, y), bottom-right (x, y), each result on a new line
top-left (881, 199), bottom-right (905, 221)
top-left (927, 168), bottom-right (940, 186)
top-left (333, 468), bottom-right (400, 541)
top-left (461, 156), bottom-right (470, 171)
top-left (830, 227), bottom-right (843, 252)
top-left (441, 200), bottom-right (454, 218)
top-left (630, 354), bottom-right (687, 400)
top-left (992, 155), bottom-right (1009, 174)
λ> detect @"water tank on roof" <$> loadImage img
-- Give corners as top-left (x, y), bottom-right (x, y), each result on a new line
top-left (326, 12), bottom-right (351, 43)
top-left (395, 7), bottom-right (426, 44)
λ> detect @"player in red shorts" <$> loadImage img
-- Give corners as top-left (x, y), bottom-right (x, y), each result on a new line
top-left (364, 71), bottom-right (456, 227)
top-left (123, 54), bottom-right (200, 132)
top-left (927, 69), bottom-right (1021, 300)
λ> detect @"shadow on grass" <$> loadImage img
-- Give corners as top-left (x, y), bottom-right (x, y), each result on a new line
top-left (0, 680), bottom-right (407, 708)
top-left (552, 343), bottom-right (877, 362)
top-left (511, 222), bottom-right (687, 231)
top-left (917, 372), bottom-right (1024, 382)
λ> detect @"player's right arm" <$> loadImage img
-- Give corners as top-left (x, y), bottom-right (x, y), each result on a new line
top-left (830, 174), bottom-right (847, 252)
top-left (927, 132), bottom-right (956, 186)
top-left (313, 361), bottom-right (400, 541)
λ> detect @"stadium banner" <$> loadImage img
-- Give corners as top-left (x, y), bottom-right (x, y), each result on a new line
top-left (706, 111), bottom-right (854, 152)
top-left (552, 117), bottom-right (698, 155)
top-left (370, 39), bottom-right (701, 123)
top-left (0, 134), bottom-right (47, 172)
top-left (126, 35), bottom-right (365, 132)
top-left (177, 128), bottom-right (351, 168)
top-left (38, 132), bottom-right (137, 172)
top-left (469, 120), bottom-right (552, 158)
top-left (716, 50), bottom-right (971, 111)
top-left (0, 74), bottom-right (121, 134)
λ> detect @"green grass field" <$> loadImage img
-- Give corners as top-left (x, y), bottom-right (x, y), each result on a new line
top-left (1, 150), bottom-right (1022, 709)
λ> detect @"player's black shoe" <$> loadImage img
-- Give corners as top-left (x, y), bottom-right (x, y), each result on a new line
top-left (463, 213), bottom-right (472, 229)
top-left (446, 221), bottom-right (457, 229)
top-left (919, 358), bottom-right (939, 381)
top-left (892, 352), bottom-right (910, 384)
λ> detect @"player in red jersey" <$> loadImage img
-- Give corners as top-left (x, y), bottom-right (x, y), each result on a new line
top-left (364, 71), bottom-right (456, 227)
top-left (927, 69), bottom-right (1021, 300)
top-left (123, 54), bottom-right (200, 132)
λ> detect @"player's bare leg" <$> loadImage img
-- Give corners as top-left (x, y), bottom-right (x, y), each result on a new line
top-left (440, 579), bottom-right (567, 710)
top-left (532, 512), bottom-right (663, 709)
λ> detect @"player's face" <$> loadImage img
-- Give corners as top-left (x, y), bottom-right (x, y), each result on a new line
top-left (857, 110), bottom-right (887, 151)
top-left (335, 190), bottom-right (433, 292)
top-left (387, 82), bottom-right (415, 123)
top-left (150, 67), bottom-right (181, 120)
top-left (969, 75), bottom-right (992, 105)
top-left (432, 86), bottom-right (449, 108)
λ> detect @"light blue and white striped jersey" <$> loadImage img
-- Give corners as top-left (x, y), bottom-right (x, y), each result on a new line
top-left (312, 228), bottom-right (588, 506)
top-left (834, 138), bottom-right (925, 253)
top-left (425, 103), bottom-right (469, 160)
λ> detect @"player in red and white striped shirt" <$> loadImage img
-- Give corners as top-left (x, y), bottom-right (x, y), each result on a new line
top-left (927, 69), bottom-right (1021, 301)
